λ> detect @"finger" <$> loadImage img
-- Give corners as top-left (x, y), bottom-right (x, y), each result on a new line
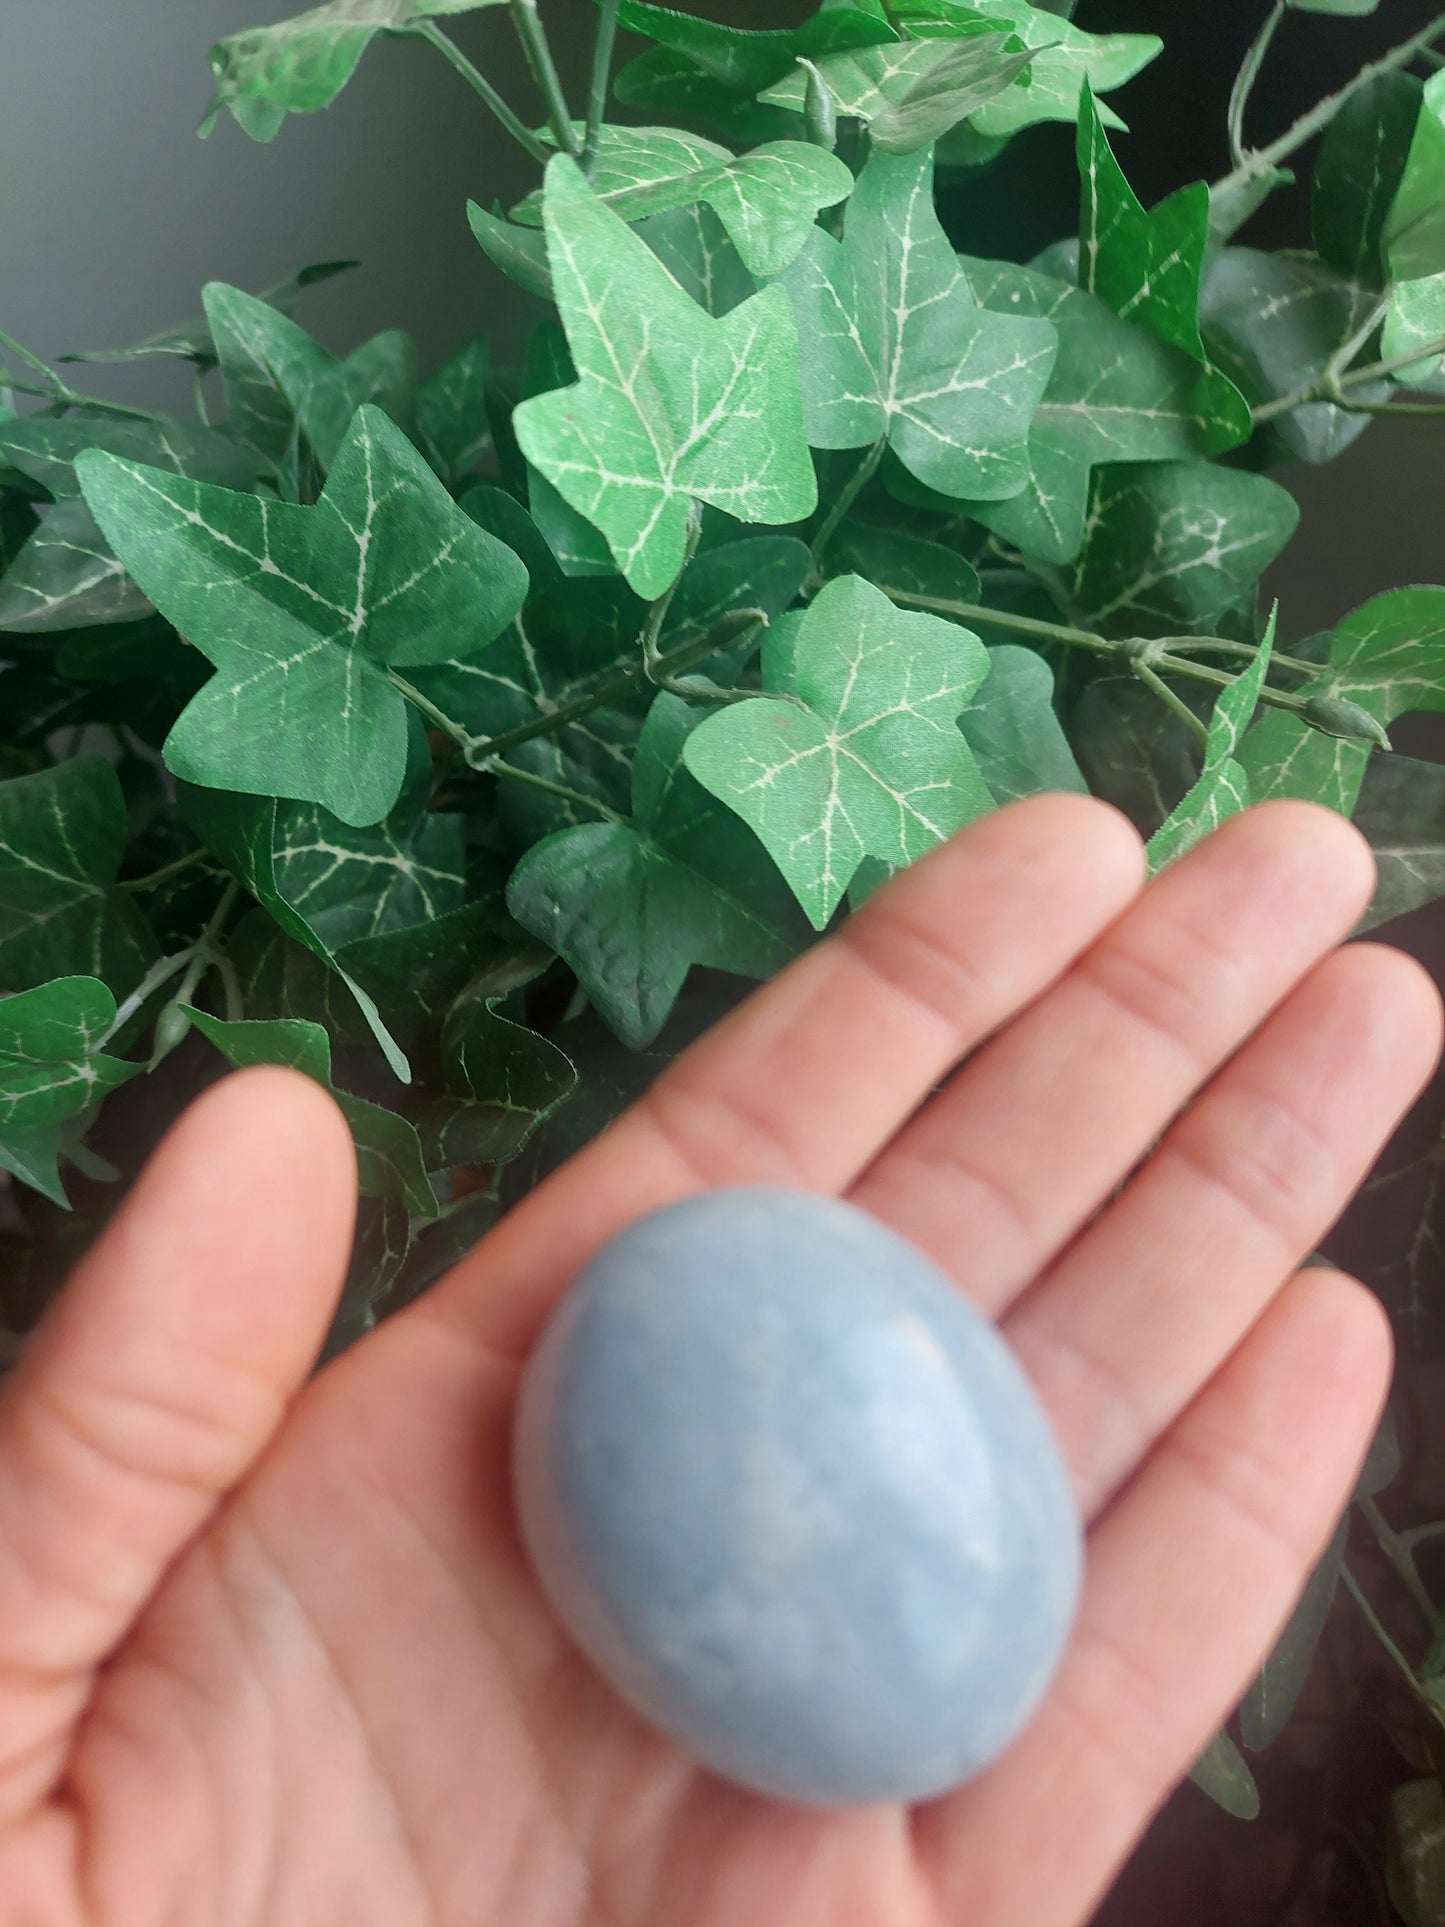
top-left (426, 793), bottom-right (1144, 1358)
top-left (1005, 940), bottom-right (1441, 1516)
top-left (0, 1067), bottom-right (355, 1816)
top-left (914, 1265), bottom-right (1392, 1927)
top-left (851, 801), bottom-right (1377, 1315)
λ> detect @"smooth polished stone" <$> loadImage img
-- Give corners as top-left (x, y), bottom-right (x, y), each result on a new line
top-left (511, 1187), bottom-right (1082, 1806)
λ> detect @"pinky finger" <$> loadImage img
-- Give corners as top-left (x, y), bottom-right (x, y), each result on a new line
top-left (914, 1266), bottom-right (1393, 1927)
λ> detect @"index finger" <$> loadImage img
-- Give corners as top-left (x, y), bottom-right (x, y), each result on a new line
top-left (422, 793), bottom-right (1144, 1359)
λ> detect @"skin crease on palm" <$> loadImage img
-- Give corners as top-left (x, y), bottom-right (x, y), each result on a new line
top-left (0, 797), bottom-right (1440, 1927)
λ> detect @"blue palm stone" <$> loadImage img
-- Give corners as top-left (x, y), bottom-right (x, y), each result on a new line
top-left (511, 1187), bottom-right (1082, 1806)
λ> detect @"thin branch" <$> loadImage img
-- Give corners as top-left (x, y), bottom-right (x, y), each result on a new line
top-left (508, 0), bottom-right (581, 158)
top-left (1342, 1563), bottom-right (1427, 1697)
top-left (415, 22), bottom-right (550, 164)
top-left (809, 437), bottom-right (887, 578)
top-left (1227, 1), bottom-right (1288, 171)
top-left (583, 0), bottom-right (621, 172)
top-left (1360, 1496), bottom-right (1445, 1635)
top-left (487, 759), bottom-right (620, 820)
top-left (1133, 657), bottom-right (1211, 746)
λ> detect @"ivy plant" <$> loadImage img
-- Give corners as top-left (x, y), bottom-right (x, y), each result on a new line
top-left (7, 0), bottom-right (1445, 1885)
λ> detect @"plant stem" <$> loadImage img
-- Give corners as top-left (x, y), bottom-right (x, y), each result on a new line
top-left (509, 0), bottom-right (581, 158)
top-left (415, 22), bottom-right (550, 164)
top-left (809, 438), bottom-right (887, 577)
top-left (641, 512), bottom-right (703, 680)
top-left (488, 758), bottom-right (620, 820)
top-left (1251, 330), bottom-right (1445, 425)
top-left (387, 670), bottom-right (479, 753)
top-left (98, 949), bottom-right (198, 1049)
top-left (1342, 1563), bottom-right (1427, 1697)
top-left (1155, 635), bottom-right (1325, 677)
top-left (0, 331), bottom-right (160, 423)
top-left (1227, 1), bottom-right (1288, 170)
top-left (1361, 1496), bottom-right (1445, 1635)
top-left (583, 0), bottom-right (621, 172)
top-left (1134, 658), bottom-right (1211, 746)
top-left (1213, 10), bottom-right (1445, 202)
top-left (118, 847), bottom-right (209, 894)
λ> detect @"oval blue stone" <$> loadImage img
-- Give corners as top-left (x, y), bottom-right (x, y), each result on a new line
top-left (512, 1187), bottom-right (1082, 1806)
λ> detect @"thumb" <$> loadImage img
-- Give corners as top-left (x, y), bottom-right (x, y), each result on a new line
top-left (0, 1066), bottom-right (355, 1818)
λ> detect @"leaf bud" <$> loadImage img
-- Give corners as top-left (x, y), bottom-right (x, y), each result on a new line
top-left (1301, 692), bottom-right (1392, 751)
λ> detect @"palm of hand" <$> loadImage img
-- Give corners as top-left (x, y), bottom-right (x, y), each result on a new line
top-left (0, 797), bottom-right (1438, 1927)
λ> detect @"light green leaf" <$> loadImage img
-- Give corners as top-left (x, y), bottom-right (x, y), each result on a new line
top-left (1201, 247), bottom-right (1388, 464)
top-left (1241, 585), bottom-right (1445, 816)
top-left (1352, 752), bottom-right (1445, 930)
top-left (60, 261), bottom-right (358, 372)
top-left (1383, 271), bottom-right (1445, 388)
top-left (1077, 85), bottom-right (1252, 445)
top-left (1291, 0), bottom-right (1382, 12)
top-left (79, 406), bottom-right (528, 826)
top-left (957, 259), bottom-right (1222, 564)
top-left (960, 645), bottom-right (1087, 803)
top-left (0, 499), bottom-right (152, 633)
top-left (683, 572), bottom-right (993, 927)
top-left (511, 156), bottom-right (816, 598)
top-left (635, 203), bottom-right (755, 316)
top-left (1188, 1730), bottom-right (1260, 1822)
top-left (612, 0), bottom-right (896, 94)
top-left (203, 0), bottom-right (506, 136)
top-left (779, 148), bottom-right (1057, 502)
top-left (1311, 71), bottom-right (1422, 283)
top-left (0, 976), bottom-right (139, 1137)
top-left (1146, 611), bottom-right (1276, 870)
top-left (759, 35), bottom-right (1034, 151)
top-left (1238, 1512), bottom-right (1347, 1753)
top-left (513, 127), bottom-right (854, 278)
top-left (1386, 68), bottom-right (1445, 282)
top-left (0, 759), bottom-right (159, 996)
top-left (185, 1008), bottom-right (437, 1215)
top-left (1062, 461), bottom-right (1299, 637)
top-left (508, 692), bottom-right (809, 1047)
top-left (0, 414), bottom-right (262, 500)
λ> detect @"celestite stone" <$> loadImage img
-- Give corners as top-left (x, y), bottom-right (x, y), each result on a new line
top-left (511, 1187), bottom-right (1082, 1806)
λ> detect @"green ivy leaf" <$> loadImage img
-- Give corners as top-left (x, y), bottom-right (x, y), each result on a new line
top-left (416, 339), bottom-right (492, 490)
top-left (0, 976), bottom-right (139, 1140)
top-left (1201, 248), bottom-right (1387, 464)
top-left (326, 1195), bottom-right (412, 1355)
top-left (1238, 1512), bottom-right (1348, 1753)
top-left (1070, 674), bottom-right (1201, 835)
top-left (1241, 586), bottom-right (1445, 816)
top-left (957, 259), bottom-right (1223, 564)
top-left (203, 0), bottom-right (507, 137)
top-left (203, 284), bottom-right (417, 480)
top-left (468, 201), bottom-right (556, 304)
top-left (0, 413), bottom-right (263, 499)
top-left (79, 406), bottom-right (528, 826)
top-left (683, 572), bottom-right (993, 927)
top-left (335, 900), bottom-right (500, 1046)
top-left (1383, 271), bottom-right (1445, 388)
top-left (0, 1122), bottom-right (71, 1210)
top-left (508, 691), bottom-right (809, 1047)
top-left (1076, 85), bottom-right (1252, 445)
top-left (0, 500), bottom-right (152, 634)
top-left (185, 1008), bottom-right (437, 1215)
top-left (1146, 611), bottom-right (1276, 871)
top-left (1188, 1729), bottom-right (1260, 1822)
top-left (1062, 461), bottom-right (1299, 637)
top-left (825, 519), bottom-right (982, 608)
top-left (759, 34), bottom-right (1034, 152)
top-left (779, 148), bottom-right (1058, 502)
top-left (512, 158), bottom-right (815, 598)
top-left (1385, 68), bottom-right (1445, 283)
top-left (0, 759), bottom-right (159, 996)
top-left (611, 0), bottom-right (896, 94)
top-left (1352, 752), bottom-right (1445, 930)
top-left (1311, 71), bottom-right (1422, 283)
top-left (227, 909), bottom-right (376, 1045)
top-left (512, 127), bottom-right (854, 278)
top-left (634, 204), bottom-right (755, 315)
top-left (1291, 0), bottom-right (1383, 13)
top-left (961, 645), bottom-right (1088, 803)
top-left (60, 261), bottom-right (358, 372)
top-left (612, 48), bottom-right (804, 147)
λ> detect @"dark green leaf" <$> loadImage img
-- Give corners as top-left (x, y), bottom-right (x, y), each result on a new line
top-left (60, 261), bottom-right (358, 372)
top-left (1387, 1778), bottom-right (1445, 1927)
top-left (961, 645), bottom-right (1088, 803)
top-left (0, 759), bottom-right (159, 996)
top-left (0, 500), bottom-right (152, 633)
top-left (611, 0), bottom-right (896, 94)
top-left (468, 201), bottom-right (555, 303)
top-left (79, 407), bottom-right (527, 826)
top-left (185, 1008), bottom-right (437, 1213)
top-left (1353, 753), bottom-right (1445, 930)
top-left (1311, 71), bottom-right (1422, 283)
top-left (416, 339), bottom-right (492, 491)
top-left (1188, 1729), bottom-right (1260, 1821)
top-left (508, 692), bottom-right (809, 1046)
top-left (0, 414), bottom-right (263, 499)
top-left (1070, 674), bottom-right (1202, 835)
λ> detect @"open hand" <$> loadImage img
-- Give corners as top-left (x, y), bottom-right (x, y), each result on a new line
top-left (0, 795), bottom-right (1439, 1927)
